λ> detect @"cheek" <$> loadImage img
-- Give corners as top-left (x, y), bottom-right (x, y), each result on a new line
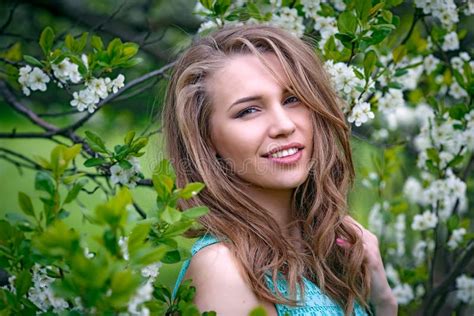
top-left (211, 122), bottom-right (262, 164)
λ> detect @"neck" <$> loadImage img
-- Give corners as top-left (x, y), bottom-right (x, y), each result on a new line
top-left (245, 186), bottom-right (294, 231)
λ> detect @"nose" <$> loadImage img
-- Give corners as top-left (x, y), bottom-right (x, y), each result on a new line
top-left (267, 103), bottom-right (296, 138)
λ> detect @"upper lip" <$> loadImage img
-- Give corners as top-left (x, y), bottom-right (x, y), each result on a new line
top-left (262, 142), bottom-right (305, 157)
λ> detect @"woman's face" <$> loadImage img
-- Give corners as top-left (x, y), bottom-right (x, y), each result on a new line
top-left (208, 53), bottom-right (314, 190)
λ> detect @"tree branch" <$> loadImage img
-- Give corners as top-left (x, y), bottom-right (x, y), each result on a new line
top-left (0, 80), bottom-right (59, 132)
top-left (423, 241), bottom-right (474, 315)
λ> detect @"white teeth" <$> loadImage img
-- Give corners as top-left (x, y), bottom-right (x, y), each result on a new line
top-left (270, 147), bottom-right (299, 158)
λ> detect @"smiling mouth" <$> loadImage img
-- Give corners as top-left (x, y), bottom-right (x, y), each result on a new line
top-left (265, 147), bottom-right (301, 158)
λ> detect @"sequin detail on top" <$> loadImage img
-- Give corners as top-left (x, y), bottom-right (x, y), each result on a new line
top-left (172, 234), bottom-right (370, 316)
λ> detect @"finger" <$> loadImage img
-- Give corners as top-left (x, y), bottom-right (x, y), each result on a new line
top-left (335, 237), bottom-right (352, 249)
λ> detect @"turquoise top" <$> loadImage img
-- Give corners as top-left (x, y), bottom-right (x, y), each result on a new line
top-left (172, 234), bottom-right (370, 316)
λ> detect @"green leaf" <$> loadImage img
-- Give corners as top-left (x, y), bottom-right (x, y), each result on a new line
top-left (76, 32), bottom-right (89, 52)
top-left (449, 104), bottom-right (467, 120)
top-left (369, 2), bottom-right (385, 16)
top-left (33, 221), bottom-right (80, 258)
top-left (23, 55), bottom-right (43, 67)
top-left (363, 50), bottom-right (377, 79)
top-left (214, 0), bottom-right (231, 15)
top-left (249, 306), bottom-right (268, 316)
top-left (124, 131), bottom-right (135, 145)
top-left (85, 130), bottom-right (108, 153)
top-left (122, 43), bottom-right (139, 58)
top-left (62, 144), bottom-right (82, 163)
top-left (161, 249), bottom-right (184, 264)
top-left (182, 206), bottom-right (209, 219)
top-left (84, 157), bottom-right (107, 167)
top-left (107, 38), bottom-right (123, 61)
top-left (200, 0), bottom-right (215, 10)
top-left (131, 137), bottom-right (148, 152)
top-left (109, 269), bottom-right (141, 307)
top-left (178, 183), bottom-right (205, 199)
top-left (355, 0), bottom-right (372, 23)
top-left (381, 10), bottom-right (393, 23)
top-left (64, 178), bottom-right (88, 204)
top-left (392, 45), bottom-right (407, 64)
top-left (15, 269), bottom-right (32, 298)
top-left (18, 192), bottom-right (35, 217)
top-left (128, 221), bottom-right (151, 255)
top-left (35, 171), bottom-right (55, 196)
top-left (337, 11), bottom-right (358, 34)
top-left (94, 187), bottom-right (132, 228)
top-left (426, 148), bottom-right (440, 164)
top-left (119, 159), bottom-right (133, 170)
top-left (65, 34), bottom-right (75, 51)
top-left (91, 35), bottom-right (104, 51)
top-left (334, 33), bottom-right (355, 49)
top-left (160, 206), bottom-right (182, 224)
top-left (39, 27), bottom-right (55, 55)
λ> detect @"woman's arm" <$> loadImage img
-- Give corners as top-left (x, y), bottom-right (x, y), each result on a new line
top-left (337, 216), bottom-right (398, 316)
top-left (183, 243), bottom-right (278, 316)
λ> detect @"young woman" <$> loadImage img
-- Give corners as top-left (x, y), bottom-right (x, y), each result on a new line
top-left (163, 25), bottom-right (397, 316)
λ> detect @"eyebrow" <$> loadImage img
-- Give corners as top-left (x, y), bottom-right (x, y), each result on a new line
top-left (228, 95), bottom-right (263, 111)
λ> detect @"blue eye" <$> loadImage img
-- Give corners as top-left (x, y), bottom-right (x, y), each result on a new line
top-left (236, 107), bottom-right (258, 118)
top-left (284, 95), bottom-right (299, 105)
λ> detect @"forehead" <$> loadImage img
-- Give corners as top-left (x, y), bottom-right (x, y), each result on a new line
top-left (208, 53), bottom-right (288, 104)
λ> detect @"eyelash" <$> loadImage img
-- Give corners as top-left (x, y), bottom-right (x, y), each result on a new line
top-left (235, 96), bottom-right (300, 118)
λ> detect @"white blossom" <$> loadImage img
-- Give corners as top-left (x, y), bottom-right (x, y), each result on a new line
top-left (141, 262), bottom-right (163, 280)
top-left (449, 81), bottom-right (468, 99)
top-left (447, 228), bottom-right (467, 250)
top-left (465, 0), bottom-right (474, 15)
top-left (110, 157), bottom-right (142, 189)
top-left (313, 16), bottom-right (340, 50)
top-left (392, 283), bottom-right (415, 305)
top-left (415, 284), bottom-right (425, 299)
top-left (412, 239), bottom-right (435, 265)
top-left (411, 211), bottom-right (438, 231)
top-left (118, 236), bottom-right (129, 261)
top-left (423, 54), bottom-right (440, 74)
top-left (395, 214), bottom-right (406, 257)
top-left (128, 280), bottom-right (153, 316)
top-left (52, 58), bottom-right (82, 83)
top-left (442, 32), bottom-right (459, 51)
top-left (348, 101), bottom-right (375, 127)
top-left (403, 177), bottom-right (424, 204)
top-left (270, 7), bottom-right (305, 38)
top-left (368, 203), bottom-right (384, 237)
top-left (18, 65), bottom-right (32, 95)
top-left (330, 0), bottom-right (346, 11)
top-left (70, 88), bottom-right (99, 113)
top-left (300, 0), bottom-right (321, 19)
top-left (87, 77), bottom-right (109, 99)
top-left (324, 60), bottom-right (366, 106)
top-left (28, 264), bottom-right (69, 313)
top-left (385, 264), bottom-right (400, 284)
top-left (111, 74), bottom-right (125, 93)
top-left (456, 274), bottom-right (474, 305)
top-left (18, 66), bottom-right (50, 95)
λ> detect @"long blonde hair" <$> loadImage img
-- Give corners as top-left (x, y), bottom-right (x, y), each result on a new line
top-left (163, 25), bottom-right (370, 315)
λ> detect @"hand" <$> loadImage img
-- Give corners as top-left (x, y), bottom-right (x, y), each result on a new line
top-left (336, 216), bottom-right (398, 315)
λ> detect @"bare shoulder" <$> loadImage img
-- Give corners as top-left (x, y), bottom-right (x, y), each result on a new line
top-left (183, 243), bottom-right (277, 316)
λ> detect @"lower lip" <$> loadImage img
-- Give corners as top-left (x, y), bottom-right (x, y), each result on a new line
top-left (265, 149), bottom-right (303, 165)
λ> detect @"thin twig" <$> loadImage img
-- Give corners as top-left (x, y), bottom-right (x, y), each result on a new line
top-left (0, 2), bottom-right (20, 34)
top-left (133, 201), bottom-right (146, 219)
top-left (0, 80), bottom-right (59, 132)
top-left (423, 241), bottom-right (474, 315)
